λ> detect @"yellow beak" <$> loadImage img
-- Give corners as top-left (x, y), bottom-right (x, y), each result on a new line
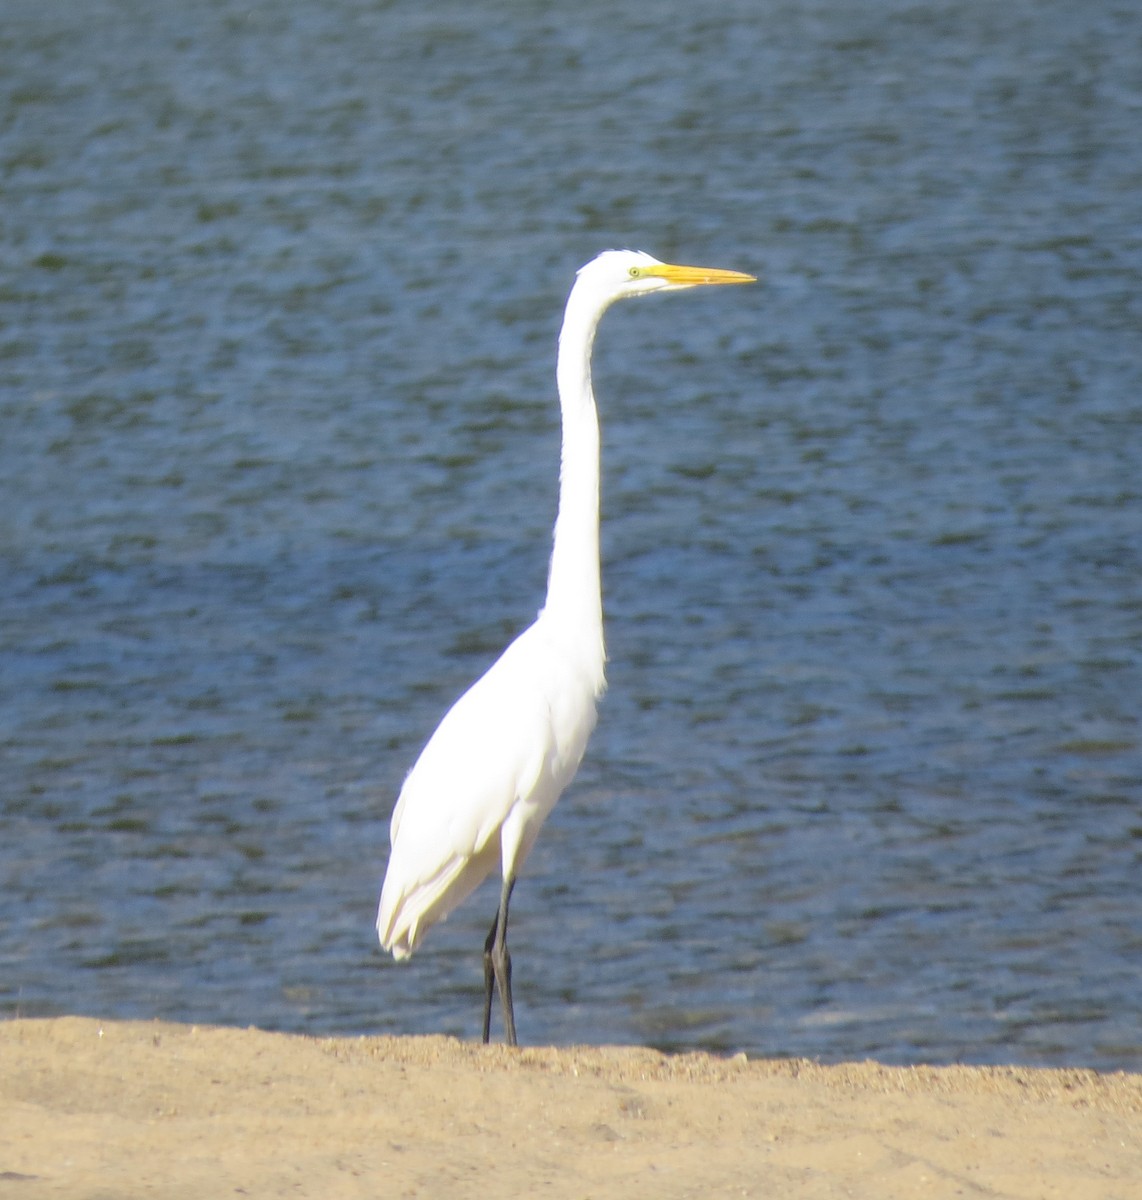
top-left (646, 262), bottom-right (756, 287)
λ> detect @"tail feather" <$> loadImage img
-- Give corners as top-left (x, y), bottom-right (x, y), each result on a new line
top-left (377, 840), bottom-right (499, 959)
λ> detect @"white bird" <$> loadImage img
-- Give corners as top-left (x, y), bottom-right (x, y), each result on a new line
top-left (377, 249), bottom-right (754, 1044)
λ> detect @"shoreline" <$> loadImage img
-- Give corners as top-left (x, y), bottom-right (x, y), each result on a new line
top-left (3, 1016), bottom-right (1140, 1198)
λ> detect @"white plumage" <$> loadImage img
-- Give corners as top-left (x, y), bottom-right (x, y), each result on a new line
top-left (376, 250), bottom-right (754, 1044)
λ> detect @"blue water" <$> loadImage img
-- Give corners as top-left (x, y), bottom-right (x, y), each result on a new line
top-left (2, 0), bottom-right (1140, 1069)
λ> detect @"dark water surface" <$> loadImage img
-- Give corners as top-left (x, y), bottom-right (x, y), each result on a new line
top-left (2, 0), bottom-right (1140, 1068)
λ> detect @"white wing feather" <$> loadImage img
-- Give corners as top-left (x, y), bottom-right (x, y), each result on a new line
top-left (377, 619), bottom-right (599, 958)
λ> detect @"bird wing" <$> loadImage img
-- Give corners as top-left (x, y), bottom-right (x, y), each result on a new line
top-left (378, 628), bottom-right (560, 956)
top-left (391, 636), bottom-right (553, 848)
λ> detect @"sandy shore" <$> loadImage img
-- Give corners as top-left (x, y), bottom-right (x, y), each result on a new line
top-left (2, 1017), bottom-right (1140, 1198)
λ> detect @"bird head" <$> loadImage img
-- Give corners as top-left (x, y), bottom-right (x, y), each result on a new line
top-left (577, 249), bottom-right (756, 303)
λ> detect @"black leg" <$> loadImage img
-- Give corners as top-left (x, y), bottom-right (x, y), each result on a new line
top-left (481, 910), bottom-right (498, 1043)
top-left (481, 875), bottom-right (517, 1046)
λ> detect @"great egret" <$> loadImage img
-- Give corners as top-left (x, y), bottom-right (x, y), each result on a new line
top-left (377, 249), bottom-right (754, 1045)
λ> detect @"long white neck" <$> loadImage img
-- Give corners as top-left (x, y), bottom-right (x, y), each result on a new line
top-left (538, 278), bottom-right (610, 697)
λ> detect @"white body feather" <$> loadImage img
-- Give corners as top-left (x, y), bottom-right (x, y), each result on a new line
top-left (377, 618), bottom-right (601, 958)
top-left (376, 249), bottom-right (753, 967)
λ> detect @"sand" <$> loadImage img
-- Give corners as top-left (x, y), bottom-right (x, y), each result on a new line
top-left (1, 1017), bottom-right (1140, 1198)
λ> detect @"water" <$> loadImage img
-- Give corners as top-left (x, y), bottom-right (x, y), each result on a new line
top-left (2, 0), bottom-right (1140, 1069)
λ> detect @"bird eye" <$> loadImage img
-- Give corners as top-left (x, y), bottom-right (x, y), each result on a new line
top-left (628, 266), bottom-right (642, 278)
